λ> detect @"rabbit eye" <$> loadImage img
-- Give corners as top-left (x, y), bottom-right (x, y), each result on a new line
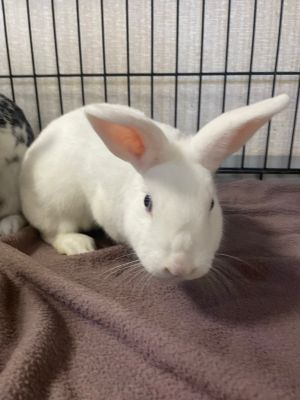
top-left (210, 199), bottom-right (215, 211)
top-left (144, 194), bottom-right (152, 212)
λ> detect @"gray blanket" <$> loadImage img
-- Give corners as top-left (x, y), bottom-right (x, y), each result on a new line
top-left (0, 179), bottom-right (300, 399)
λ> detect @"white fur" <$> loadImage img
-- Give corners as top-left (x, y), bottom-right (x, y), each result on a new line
top-left (0, 214), bottom-right (26, 235)
top-left (20, 95), bottom-right (289, 280)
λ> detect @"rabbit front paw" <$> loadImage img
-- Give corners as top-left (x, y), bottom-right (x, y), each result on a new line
top-left (51, 233), bottom-right (96, 255)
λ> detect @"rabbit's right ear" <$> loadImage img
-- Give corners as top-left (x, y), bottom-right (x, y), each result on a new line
top-left (186, 94), bottom-right (289, 171)
top-left (85, 104), bottom-right (170, 172)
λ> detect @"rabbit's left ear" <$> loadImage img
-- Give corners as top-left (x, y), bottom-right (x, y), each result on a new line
top-left (85, 104), bottom-right (171, 172)
top-left (185, 94), bottom-right (289, 171)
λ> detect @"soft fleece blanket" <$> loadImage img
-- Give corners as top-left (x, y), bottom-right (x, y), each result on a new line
top-left (0, 179), bottom-right (300, 400)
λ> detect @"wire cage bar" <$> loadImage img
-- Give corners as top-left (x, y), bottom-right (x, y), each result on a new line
top-left (0, 0), bottom-right (299, 179)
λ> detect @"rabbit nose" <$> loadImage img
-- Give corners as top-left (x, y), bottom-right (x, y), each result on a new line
top-left (166, 257), bottom-right (196, 277)
top-left (166, 264), bottom-right (196, 277)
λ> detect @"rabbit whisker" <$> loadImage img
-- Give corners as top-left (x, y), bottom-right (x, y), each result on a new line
top-left (212, 265), bottom-right (234, 295)
top-left (122, 266), bottom-right (144, 287)
top-left (111, 250), bottom-right (136, 262)
top-left (129, 269), bottom-right (147, 293)
top-left (139, 273), bottom-right (153, 296)
top-left (116, 264), bottom-right (142, 281)
top-left (216, 252), bottom-right (253, 269)
top-left (101, 260), bottom-right (140, 280)
top-left (134, 270), bottom-right (149, 295)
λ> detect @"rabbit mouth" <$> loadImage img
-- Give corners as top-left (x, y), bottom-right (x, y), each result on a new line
top-left (147, 263), bottom-right (211, 281)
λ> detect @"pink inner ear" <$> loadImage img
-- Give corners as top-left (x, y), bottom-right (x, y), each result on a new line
top-left (88, 116), bottom-right (146, 158)
top-left (118, 126), bottom-right (145, 157)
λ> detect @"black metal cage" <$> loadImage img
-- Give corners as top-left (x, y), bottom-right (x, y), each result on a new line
top-left (1, 0), bottom-right (299, 179)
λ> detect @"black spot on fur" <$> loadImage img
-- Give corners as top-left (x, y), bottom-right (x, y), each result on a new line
top-left (5, 155), bottom-right (20, 164)
top-left (0, 198), bottom-right (4, 210)
top-left (0, 94), bottom-right (34, 147)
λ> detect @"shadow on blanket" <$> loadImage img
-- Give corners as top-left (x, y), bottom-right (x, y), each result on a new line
top-left (182, 211), bottom-right (300, 324)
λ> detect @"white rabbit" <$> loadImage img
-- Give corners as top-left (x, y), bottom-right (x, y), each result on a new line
top-left (20, 94), bottom-right (289, 280)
